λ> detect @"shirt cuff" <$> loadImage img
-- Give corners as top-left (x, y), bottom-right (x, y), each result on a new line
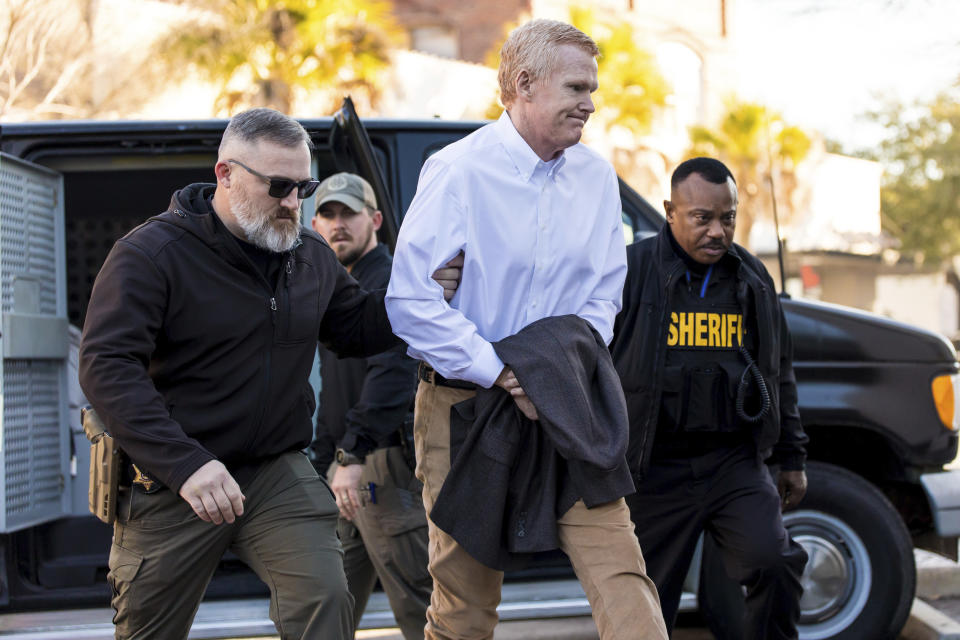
top-left (777, 453), bottom-right (806, 472)
top-left (337, 433), bottom-right (376, 459)
top-left (464, 343), bottom-right (506, 389)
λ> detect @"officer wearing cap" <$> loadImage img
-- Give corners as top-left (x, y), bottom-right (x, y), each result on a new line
top-left (310, 172), bottom-right (432, 639)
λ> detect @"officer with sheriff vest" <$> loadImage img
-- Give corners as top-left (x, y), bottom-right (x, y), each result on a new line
top-left (610, 157), bottom-right (810, 639)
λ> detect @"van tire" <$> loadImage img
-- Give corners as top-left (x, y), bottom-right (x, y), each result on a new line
top-left (698, 461), bottom-right (915, 640)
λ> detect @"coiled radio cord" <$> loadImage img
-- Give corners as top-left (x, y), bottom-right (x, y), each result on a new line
top-left (736, 346), bottom-right (771, 423)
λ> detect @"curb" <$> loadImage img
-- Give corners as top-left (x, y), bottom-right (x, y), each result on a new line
top-left (918, 549), bottom-right (960, 599)
top-left (907, 550), bottom-right (960, 639)
top-left (903, 599), bottom-right (960, 640)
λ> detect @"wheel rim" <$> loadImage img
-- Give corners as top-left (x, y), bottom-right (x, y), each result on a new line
top-left (784, 509), bottom-right (872, 640)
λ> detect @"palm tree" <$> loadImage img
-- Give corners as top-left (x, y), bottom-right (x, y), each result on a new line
top-left (157, 0), bottom-right (403, 115)
top-left (688, 98), bottom-right (810, 247)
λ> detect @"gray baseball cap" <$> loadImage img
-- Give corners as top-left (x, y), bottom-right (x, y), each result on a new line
top-left (314, 172), bottom-right (377, 213)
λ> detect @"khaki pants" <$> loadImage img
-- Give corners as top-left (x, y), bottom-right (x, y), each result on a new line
top-left (414, 381), bottom-right (668, 640)
top-left (330, 446), bottom-right (432, 640)
top-left (108, 451), bottom-right (352, 640)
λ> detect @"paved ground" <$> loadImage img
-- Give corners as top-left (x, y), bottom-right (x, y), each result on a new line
top-left (233, 612), bottom-right (720, 639)
top-left (236, 617), bottom-right (715, 640)
top-left (929, 597), bottom-right (960, 619)
top-left (5, 544), bottom-right (957, 639)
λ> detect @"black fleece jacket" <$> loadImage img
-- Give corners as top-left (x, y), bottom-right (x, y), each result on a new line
top-left (311, 244), bottom-right (417, 473)
top-left (79, 183), bottom-right (397, 492)
top-left (610, 226), bottom-right (807, 478)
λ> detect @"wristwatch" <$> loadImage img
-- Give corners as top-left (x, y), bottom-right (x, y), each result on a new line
top-left (335, 448), bottom-right (364, 466)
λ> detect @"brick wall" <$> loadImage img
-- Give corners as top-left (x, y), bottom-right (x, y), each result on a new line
top-left (390, 0), bottom-right (531, 63)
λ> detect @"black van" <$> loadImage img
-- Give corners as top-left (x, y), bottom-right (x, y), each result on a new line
top-left (0, 99), bottom-right (957, 639)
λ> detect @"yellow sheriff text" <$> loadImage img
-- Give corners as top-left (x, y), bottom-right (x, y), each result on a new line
top-left (667, 312), bottom-right (743, 348)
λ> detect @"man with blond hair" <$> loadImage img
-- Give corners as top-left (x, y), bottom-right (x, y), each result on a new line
top-left (386, 19), bottom-right (667, 640)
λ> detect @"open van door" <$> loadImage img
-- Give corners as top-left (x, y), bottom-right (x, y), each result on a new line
top-left (0, 153), bottom-right (70, 532)
top-left (329, 97), bottom-right (399, 250)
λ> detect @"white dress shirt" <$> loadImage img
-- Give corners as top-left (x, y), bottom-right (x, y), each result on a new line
top-left (385, 112), bottom-right (626, 389)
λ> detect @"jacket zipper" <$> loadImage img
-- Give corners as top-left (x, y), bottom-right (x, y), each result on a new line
top-left (243, 250), bottom-right (295, 453)
top-left (240, 296), bottom-right (277, 454)
top-left (283, 257), bottom-right (293, 335)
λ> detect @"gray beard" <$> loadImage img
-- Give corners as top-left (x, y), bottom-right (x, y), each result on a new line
top-left (232, 195), bottom-right (301, 253)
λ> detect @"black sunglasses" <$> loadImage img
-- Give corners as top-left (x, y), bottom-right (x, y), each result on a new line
top-left (227, 159), bottom-right (320, 199)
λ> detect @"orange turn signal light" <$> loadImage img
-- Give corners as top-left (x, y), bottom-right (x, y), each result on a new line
top-left (932, 374), bottom-right (958, 431)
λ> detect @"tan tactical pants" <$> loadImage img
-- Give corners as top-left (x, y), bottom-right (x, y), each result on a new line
top-left (413, 380), bottom-right (668, 640)
top-left (108, 451), bottom-right (352, 640)
top-left (330, 445), bottom-right (432, 639)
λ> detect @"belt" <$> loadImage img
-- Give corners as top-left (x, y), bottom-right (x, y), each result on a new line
top-left (121, 462), bottom-right (164, 493)
top-left (418, 363), bottom-right (477, 390)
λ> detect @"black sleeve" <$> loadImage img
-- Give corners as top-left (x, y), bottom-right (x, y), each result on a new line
top-left (610, 241), bottom-right (642, 373)
top-left (318, 264), bottom-right (401, 358)
top-left (771, 302), bottom-right (808, 471)
top-left (78, 239), bottom-right (215, 492)
top-left (611, 248), bottom-right (636, 349)
top-left (309, 424), bottom-right (336, 476)
top-left (337, 344), bottom-right (418, 457)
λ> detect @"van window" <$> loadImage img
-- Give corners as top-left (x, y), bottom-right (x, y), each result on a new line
top-left (422, 140), bottom-right (459, 164)
top-left (622, 211), bottom-right (636, 244)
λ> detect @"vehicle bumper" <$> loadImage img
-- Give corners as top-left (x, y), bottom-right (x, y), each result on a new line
top-left (921, 469), bottom-right (960, 536)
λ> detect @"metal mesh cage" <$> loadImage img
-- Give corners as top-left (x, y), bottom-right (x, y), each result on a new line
top-left (0, 154), bottom-right (69, 532)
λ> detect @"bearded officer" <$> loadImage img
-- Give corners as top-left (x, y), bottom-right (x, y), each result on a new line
top-left (80, 108), bottom-right (451, 640)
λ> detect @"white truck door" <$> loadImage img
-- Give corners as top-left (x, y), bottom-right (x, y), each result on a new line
top-left (0, 152), bottom-right (69, 532)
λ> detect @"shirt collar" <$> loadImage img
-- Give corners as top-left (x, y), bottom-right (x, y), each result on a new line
top-left (495, 111), bottom-right (567, 183)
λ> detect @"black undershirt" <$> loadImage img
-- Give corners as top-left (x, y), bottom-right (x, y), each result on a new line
top-left (206, 196), bottom-right (283, 289)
